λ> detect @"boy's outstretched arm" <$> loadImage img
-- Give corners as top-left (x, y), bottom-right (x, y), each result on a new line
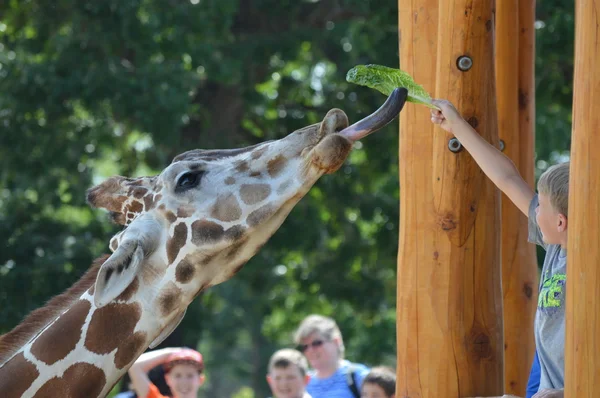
top-left (430, 99), bottom-right (535, 216)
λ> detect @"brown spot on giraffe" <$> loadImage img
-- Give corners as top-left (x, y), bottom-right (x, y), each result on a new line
top-left (164, 210), bottom-right (178, 224)
top-left (33, 363), bottom-right (106, 398)
top-left (240, 184), bottom-right (271, 206)
top-left (210, 193), bottom-right (242, 222)
top-left (158, 282), bottom-right (183, 316)
top-left (277, 180), bottom-right (292, 195)
top-left (129, 201), bottom-right (143, 214)
top-left (132, 187), bottom-right (147, 199)
top-left (251, 146), bottom-right (268, 159)
top-left (167, 222), bottom-right (188, 265)
top-left (247, 204), bottom-right (276, 227)
top-left (224, 176), bottom-right (236, 185)
top-left (224, 225), bottom-right (246, 241)
top-left (175, 257), bottom-right (196, 284)
top-left (116, 277), bottom-right (139, 301)
top-left (115, 331), bottom-right (147, 369)
top-left (191, 220), bottom-right (225, 245)
top-left (30, 300), bottom-right (91, 365)
top-left (267, 155), bottom-right (287, 177)
top-left (177, 205), bottom-right (195, 218)
top-left (110, 237), bottom-right (119, 252)
top-left (85, 303), bottom-right (141, 355)
top-left (249, 171), bottom-right (262, 178)
top-left (0, 353), bottom-right (39, 398)
top-left (235, 161), bottom-right (249, 173)
top-left (143, 194), bottom-right (155, 210)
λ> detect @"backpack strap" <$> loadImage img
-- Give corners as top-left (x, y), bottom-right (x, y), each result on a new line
top-left (346, 363), bottom-right (361, 398)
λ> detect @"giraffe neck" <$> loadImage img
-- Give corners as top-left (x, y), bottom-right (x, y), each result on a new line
top-left (0, 256), bottom-right (175, 398)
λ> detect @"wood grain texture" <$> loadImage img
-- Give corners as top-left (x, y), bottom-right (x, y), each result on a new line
top-left (565, 0), bottom-right (600, 396)
top-left (397, 0), bottom-right (503, 396)
top-left (495, 0), bottom-right (538, 395)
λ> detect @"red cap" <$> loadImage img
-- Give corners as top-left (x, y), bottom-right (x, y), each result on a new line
top-left (164, 348), bottom-right (204, 373)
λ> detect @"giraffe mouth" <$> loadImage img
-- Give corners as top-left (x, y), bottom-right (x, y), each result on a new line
top-left (338, 87), bottom-right (408, 142)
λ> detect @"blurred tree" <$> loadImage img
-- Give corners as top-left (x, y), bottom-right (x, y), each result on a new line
top-left (0, 0), bottom-right (573, 396)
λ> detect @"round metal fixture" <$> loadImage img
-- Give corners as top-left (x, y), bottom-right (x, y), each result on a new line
top-left (457, 56), bottom-right (473, 71)
top-left (448, 138), bottom-right (463, 153)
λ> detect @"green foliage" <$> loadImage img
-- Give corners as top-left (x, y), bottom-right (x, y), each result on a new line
top-left (0, 0), bottom-right (574, 396)
top-left (346, 64), bottom-right (439, 109)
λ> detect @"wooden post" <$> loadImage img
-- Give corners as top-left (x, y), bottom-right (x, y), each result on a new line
top-left (495, 0), bottom-right (538, 395)
top-left (397, 0), bottom-right (503, 396)
top-left (565, 0), bottom-right (600, 395)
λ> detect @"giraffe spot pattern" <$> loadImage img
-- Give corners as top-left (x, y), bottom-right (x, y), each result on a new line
top-left (32, 362), bottom-right (106, 398)
top-left (114, 331), bottom-right (147, 369)
top-left (224, 176), bottom-right (236, 185)
top-left (247, 204), bottom-right (276, 227)
top-left (249, 171), bottom-right (262, 178)
top-left (177, 205), bottom-right (195, 218)
top-left (158, 282), bottom-right (183, 316)
top-left (85, 303), bottom-right (141, 355)
top-left (115, 277), bottom-right (139, 301)
top-left (191, 220), bottom-right (225, 245)
top-left (132, 187), bottom-right (147, 199)
top-left (239, 184), bottom-right (271, 206)
top-left (277, 180), bottom-right (293, 195)
top-left (175, 257), bottom-right (196, 284)
top-left (0, 353), bottom-right (39, 398)
top-left (143, 194), bottom-right (155, 210)
top-left (30, 300), bottom-right (91, 366)
top-left (251, 146), bottom-right (268, 159)
top-left (167, 222), bottom-right (188, 265)
top-left (225, 238), bottom-right (248, 260)
top-left (235, 161), bottom-right (249, 172)
top-left (128, 201), bottom-right (143, 214)
top-left (267, 155), bottom-right (287, 177)
top-left (210, 193), bottom-right (242, 222)
top-left (164, 210), bottom-right (178, 224)
top-left (224, 225), bottom-right (246, 241)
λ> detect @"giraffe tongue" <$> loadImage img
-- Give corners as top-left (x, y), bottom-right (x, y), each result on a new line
top-left (338, 87), bottom-right (408, 142)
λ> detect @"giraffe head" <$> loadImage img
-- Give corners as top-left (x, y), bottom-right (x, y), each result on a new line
top-left (86, 89), bottom-right (407, 317)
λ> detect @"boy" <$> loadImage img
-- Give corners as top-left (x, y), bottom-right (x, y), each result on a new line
top-left (431, 100), bottom-right (567, 398)
top-left (128, 347), bottom-right (205, 398)
top-left (267, 348), bottom-right (312, 398)
top-left (361, 366), bottom-right (396, 398)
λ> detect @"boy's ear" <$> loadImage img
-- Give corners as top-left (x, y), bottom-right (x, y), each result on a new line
top-left (198, 374), bottom-right (205, 386)
top-left (304, 374), bottom-right (310, 386)
top-left (558, 213), bottom-right (568, 232)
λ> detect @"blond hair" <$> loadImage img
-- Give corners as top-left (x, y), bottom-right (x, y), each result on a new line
top-left (293, 314), bottom-right (345, 357)
top-left (537, 162), bottom-right (570, 216)
top-left (268, 349), bottom-right (309, 376)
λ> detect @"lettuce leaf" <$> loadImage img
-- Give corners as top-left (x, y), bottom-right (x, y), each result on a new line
top-left (346, 64), bottom-right (439, 110)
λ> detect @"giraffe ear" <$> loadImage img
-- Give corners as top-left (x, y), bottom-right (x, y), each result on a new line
top-left (94, 216), bottom-right (162, 307)
top-left (87, 176), bottom-right (158, 225)
top-left (94, 240), bottom-right (144, 307)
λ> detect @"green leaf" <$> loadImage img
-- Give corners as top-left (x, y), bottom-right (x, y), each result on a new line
top-left (346, 64), bottom-right (440, 110)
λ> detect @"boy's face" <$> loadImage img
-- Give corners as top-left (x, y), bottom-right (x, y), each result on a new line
top-left (361, 382), bottom-right (393, 398)
top-left (267, 365), bottom-right (309, 398)
top-left (535, 193), bottom-right (567, 245)
top-left (165, 364), bottom-right (205, 398)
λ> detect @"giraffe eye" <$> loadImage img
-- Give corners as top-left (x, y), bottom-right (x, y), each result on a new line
top-left (176, 171), bottom-right (203, 192)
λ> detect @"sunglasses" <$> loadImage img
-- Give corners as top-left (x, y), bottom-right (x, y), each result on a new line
top-left (298, 339), bottom-right (325, 353)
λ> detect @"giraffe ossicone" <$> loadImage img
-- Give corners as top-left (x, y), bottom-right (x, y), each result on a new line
top-left (0, 88), bottom-right (407, 398)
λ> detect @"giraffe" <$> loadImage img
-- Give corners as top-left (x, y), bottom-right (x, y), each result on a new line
top-left (0, 88), bottom-right (407, 398)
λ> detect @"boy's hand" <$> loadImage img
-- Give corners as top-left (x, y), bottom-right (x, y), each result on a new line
top-left (430, 99), bottom-right (465, 133)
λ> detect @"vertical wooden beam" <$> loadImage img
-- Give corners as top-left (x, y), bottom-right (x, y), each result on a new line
top-left (397, 0), bottom-right (503, 396)
top-left (565, 0), bottom-right (600, 396)
top-left (495, 1), bottom-right (538, 395)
